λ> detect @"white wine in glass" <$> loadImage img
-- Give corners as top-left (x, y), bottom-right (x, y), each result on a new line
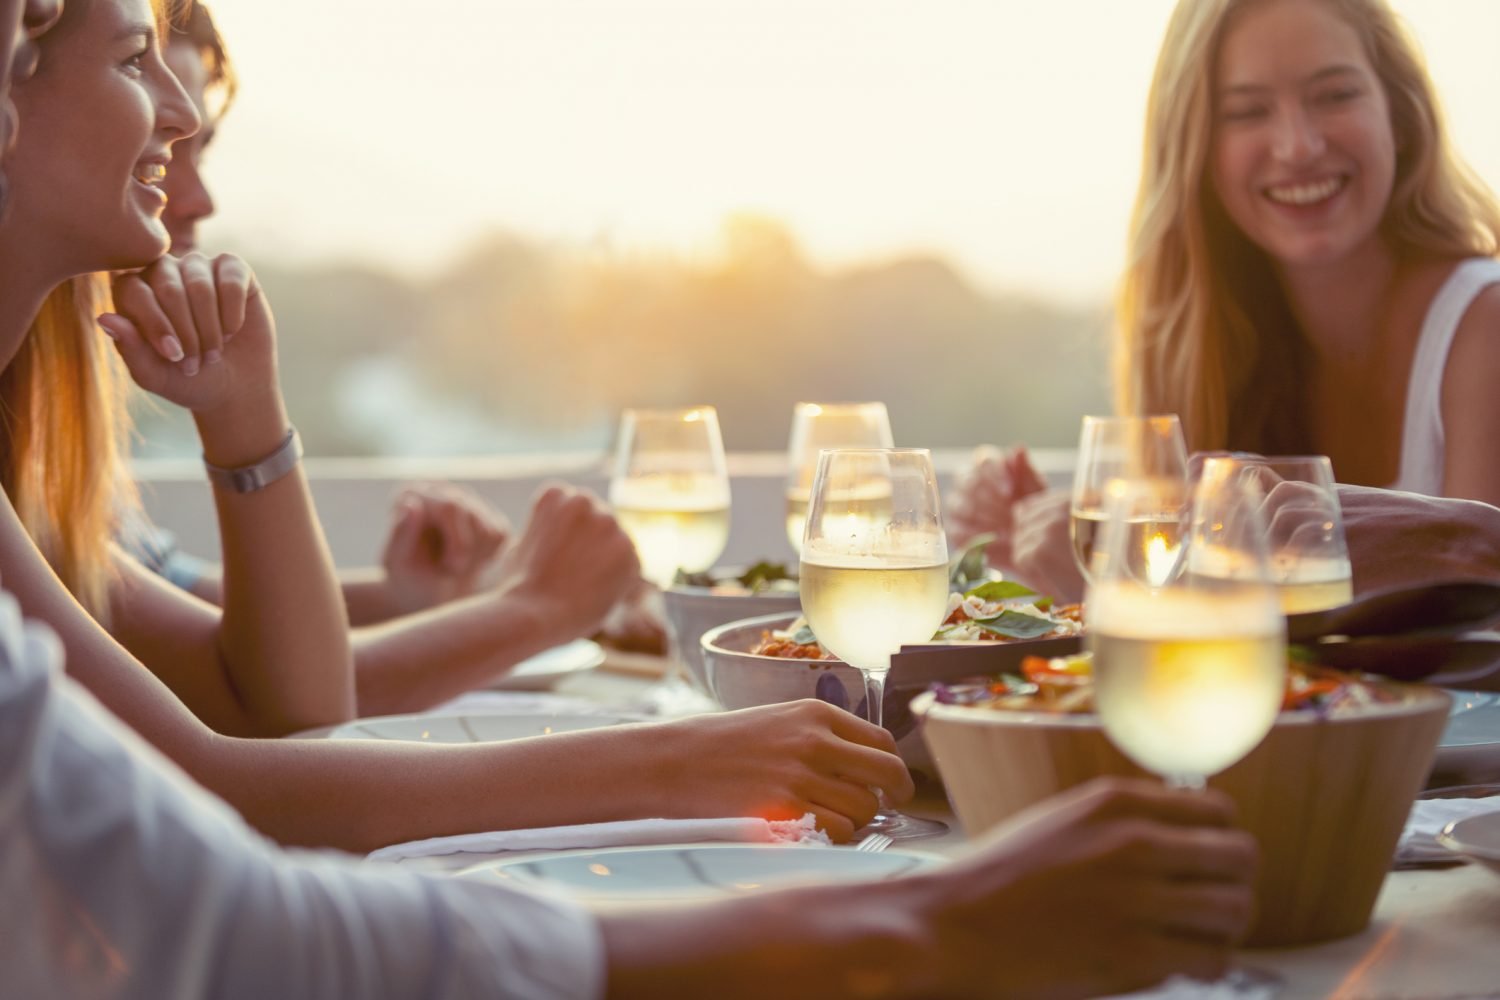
top-left (1089, 584), bottom-right (1286, 782)
top-left (785, 402), bottom-right (893, 553)
top-left (800, 448), bottom-right (948, 840)
top-left (1087, 472), bottom-right (1286, 788)
top-left (799, 558), bottom-right (950, 671)
top-left (1070, 415), bottom-right (1189, 585)
top-left (1197, 455), bottom-right (1353, 615)
top-left (609, 407), bottom-right (731, 589)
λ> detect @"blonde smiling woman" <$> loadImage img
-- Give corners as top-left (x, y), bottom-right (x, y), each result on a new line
top-left (0, 0), bottom-right (915, 849)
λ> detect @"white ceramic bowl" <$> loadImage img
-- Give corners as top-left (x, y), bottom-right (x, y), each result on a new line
top-left (661, 579), bottom-right (802, 694)
top-left (700, 612), bottom-right (935, 777)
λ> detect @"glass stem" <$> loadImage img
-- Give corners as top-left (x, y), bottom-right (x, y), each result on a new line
top-left (864, 669), bottom-right (891, 811)
top-left (1166, 773), bottom-right (1207, 791)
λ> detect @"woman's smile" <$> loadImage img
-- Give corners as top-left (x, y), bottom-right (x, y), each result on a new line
top-left (132, 155), bottom-right (169, 206)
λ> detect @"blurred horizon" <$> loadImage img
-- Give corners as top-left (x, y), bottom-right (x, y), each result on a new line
top-left (143, 1), bottom-right (1500, 459)
top-left (198, 0), bottom-right (1500, 305)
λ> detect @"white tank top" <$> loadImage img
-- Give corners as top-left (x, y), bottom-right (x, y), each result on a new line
top-left (1388, 257), bottom-right (1500, 495)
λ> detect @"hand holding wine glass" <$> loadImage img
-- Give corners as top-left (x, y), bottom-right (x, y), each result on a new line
top-left (1086, 466), bottom-right (1286, 993)
top-left (799, 448), bottom-right (948, 839)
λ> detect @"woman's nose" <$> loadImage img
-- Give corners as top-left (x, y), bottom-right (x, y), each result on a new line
top-left (155, 65), bottom-right (203, 143)
top-left (1271, 104), bottom-right (1326, 164)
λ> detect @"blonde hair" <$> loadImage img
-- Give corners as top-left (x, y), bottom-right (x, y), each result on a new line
top-left (0, 275), bottom-right (138, 621)
top-left (1116, 0), bottom-right (1500, 453)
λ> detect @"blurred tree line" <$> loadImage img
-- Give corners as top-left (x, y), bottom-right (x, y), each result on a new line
top-left (132, 216), bottom-right (1112, 458)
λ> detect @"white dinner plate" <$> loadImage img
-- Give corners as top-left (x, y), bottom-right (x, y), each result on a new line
top-left (458, 844), bottom-right (943, 905)
top-left (1434, 692), bottom-right (1500, 781)
top-left (489, 638), bottom-right (606, 691)
top-left (1436, 809), bottom-right (1500, 876)
top-left (325, 711), bottom-right (638, 743)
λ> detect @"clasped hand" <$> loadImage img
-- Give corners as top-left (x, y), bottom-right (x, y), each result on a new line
top-left (98, 252), bottom-right (276, 413)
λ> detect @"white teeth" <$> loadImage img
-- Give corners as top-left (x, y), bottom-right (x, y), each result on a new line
top-left (1266, 177), bottom-right (1344, 206)
top-left (134, 163), bottom-right (166, 185)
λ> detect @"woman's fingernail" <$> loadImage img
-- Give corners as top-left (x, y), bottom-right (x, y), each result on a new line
top-left (182, 357), bottom-right (200, 377)
top-left (204, 349), bottom-right (223, 365)
top-left (97, 314), bottom-right (122, 339)
top-left (161, 336), bottom-right (185, 362)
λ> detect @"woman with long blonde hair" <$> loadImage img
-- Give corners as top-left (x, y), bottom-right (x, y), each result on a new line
top-left (1118, 0), bottom-right (1500, 496)
top-left (0, 0), bottom-right (914, 849)
top-left (949, 0), bottom-right (1500, 601)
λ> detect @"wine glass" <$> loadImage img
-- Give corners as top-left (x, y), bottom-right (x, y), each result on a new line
top-left (1087, 469), bottom-right (1286, 788)
top-left (1197, 455), bottom-right (1353, 615)
top-left (1070, 415), bottom-right (1190, 588)
top-left (1087, 469), bottom-right (1287, 994)
top-left (800, 448), bottom-right (948, 840)
top-left (785, 402), bottom-right (894, 554)
top-left (608, 406), bottom-right (731, 590)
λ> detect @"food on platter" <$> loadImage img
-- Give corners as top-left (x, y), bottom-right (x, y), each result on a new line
top-left (752, 581), bottom-right (1081, 660)
top-left (928, 650), bottom-right (1406, 717)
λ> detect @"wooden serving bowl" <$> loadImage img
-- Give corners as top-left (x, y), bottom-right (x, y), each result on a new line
top-left (912, 684), bottom-right (1450, 947)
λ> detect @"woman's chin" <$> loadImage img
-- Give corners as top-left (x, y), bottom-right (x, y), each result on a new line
top-left (94, 229), bottom-right (170, 275)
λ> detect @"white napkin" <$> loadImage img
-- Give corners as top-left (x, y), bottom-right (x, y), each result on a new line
top-left (368, 814), bottom-right (831, 868)
top-left (1395, 796), bottom-right (1500, 866)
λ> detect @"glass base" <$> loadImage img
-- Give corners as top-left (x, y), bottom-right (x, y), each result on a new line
top-left (859, 809), bottom-right (948, 841)
top-left (1117, 968), bottom-right (1281, 998)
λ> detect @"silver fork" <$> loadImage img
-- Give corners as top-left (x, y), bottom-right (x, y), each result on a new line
top-left (854, 832), bottom-right (893, 853)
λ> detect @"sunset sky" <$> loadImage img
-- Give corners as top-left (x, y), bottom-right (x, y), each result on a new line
top-left (199, 1), bottom-right (1500, 304)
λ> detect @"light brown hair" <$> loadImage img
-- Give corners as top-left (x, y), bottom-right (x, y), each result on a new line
top-left (1116, 0), bottom-right (1500, 453)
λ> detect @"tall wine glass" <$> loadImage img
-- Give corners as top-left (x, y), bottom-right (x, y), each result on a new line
top-left (785, 402), bottom-right (894, 553)
top-left (800, 448), bottom-right (948, 840)
top-left (1198, 455), bottom-right (1353, 615)
top-left (608, 406), bottom-right (731, 590)
top-left (1070, 415), bottom-right (1189, 587)
top-left (1088, 469), bottom-right (1287, 995)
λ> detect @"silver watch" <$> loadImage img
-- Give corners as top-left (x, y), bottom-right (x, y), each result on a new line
top-left (204, 428), bottom-right (303, 494)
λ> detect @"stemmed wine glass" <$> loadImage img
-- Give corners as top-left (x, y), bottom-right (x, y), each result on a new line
top-left (800, 448), bottom-right (948, 840)
top-left (784, 402), bottom-right (894, 554)
top-left (1197, 455), bottom-right (1353, 615)
top-left (1087, 468), bottom-right (1286, 995)
top-left (1070, 415), bottom-right (1189, 588)
top-left (608, 406), bottom-right (731, 589)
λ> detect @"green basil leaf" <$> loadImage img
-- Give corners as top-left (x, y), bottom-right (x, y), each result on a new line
top-left (963, 580), bottom-right (1038, 602)
top-left (790, 625), bottom-right (818, 646)
top-left (973, 610), bottom-right (1060, 640)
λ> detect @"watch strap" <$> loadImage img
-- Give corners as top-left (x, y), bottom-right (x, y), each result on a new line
top-left (204, 428), bottom-right (303, 494)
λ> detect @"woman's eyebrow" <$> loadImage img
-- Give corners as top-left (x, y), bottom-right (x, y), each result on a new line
top-left (1220, 63), bottom-right (1366, 97)
top-left (114, 22), bottom-right (156, 44)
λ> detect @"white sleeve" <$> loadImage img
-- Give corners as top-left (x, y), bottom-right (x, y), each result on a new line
top-left (0, 593), bottom-right (606, 1000)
